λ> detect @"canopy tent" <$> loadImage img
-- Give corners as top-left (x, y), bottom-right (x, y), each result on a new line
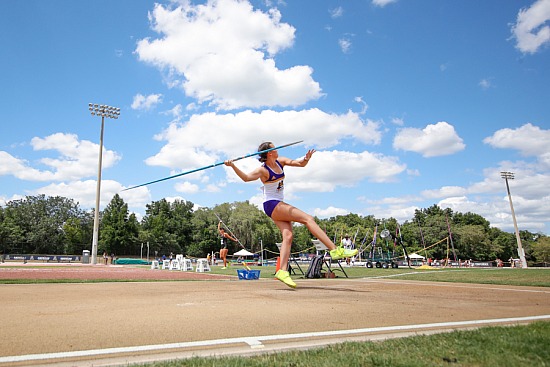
top-left (233, 249), bottom-right (254, 257)
top-left (408, 253), bottom-right (425, 259)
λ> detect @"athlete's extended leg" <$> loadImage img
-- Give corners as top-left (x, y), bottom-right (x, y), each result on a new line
top-left (271, 202), bottom-right (337, 250)
top-left (271, 202), bottom-right (357, 261)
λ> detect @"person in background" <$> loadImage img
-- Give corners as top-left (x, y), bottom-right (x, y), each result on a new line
top-left (341, 234), bottom-right (353, 265)
top-left (218, 221), bottom-right (237, 269)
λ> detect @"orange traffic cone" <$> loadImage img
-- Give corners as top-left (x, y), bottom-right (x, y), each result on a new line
top-left (275, 256), bottom-right (281, 278)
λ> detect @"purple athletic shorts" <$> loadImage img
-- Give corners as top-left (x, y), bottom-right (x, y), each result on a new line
top-left (263, 200), bottom-right (281, 217)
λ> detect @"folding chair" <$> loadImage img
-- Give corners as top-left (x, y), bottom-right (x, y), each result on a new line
top-left (275, 243), bottom-right (305, 276)
top-left (181, 258), bottom-right (193, 271)
top-left (196, 258), bottom-right (211, 272)
top-left (311, 240), bottom-right (349, 278)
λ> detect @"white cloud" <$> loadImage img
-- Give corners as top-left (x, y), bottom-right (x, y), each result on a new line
top-left (174, 181), bottom-right (200, 194)
top-left (422, 186), bottom-right (467, 199)
top-left (205, 184), bottom-right (222, 193)
top-left (438, 194), bottom-right (549, 233)
top-left (139, 108), bottom-right (405, 201)
top-left (285, 150), bottom-right (406, 196)
top-left (185, 103), bottom-right (198, 111)
top-left (393, 121), bottom-right (465, 157)
top-left (131, 93), bottom-right (163, 111)
top-left (376, 205), bottom-right (419, 224)
top-left (0, 151), bottom-right (46, 181)
top-left (313, 206), bottom-right (350, 218)
top-left (135, 0), bottom-right (322, 110)
top-left (145, 108), bottom-right (384, 170)
top-left (339, 37), bottom-right (352, 53)
top-left (406, 168), bottom-right (420, 176)
top-left (510, 0), bottom-right (550, 54)
top-left (330, 6), bottom-right (344, 19)
top-left (31, 133), bottom-right (121, 180)
top-left (479, 78), bottom-right (492, 89)
top-left (391, 117), bottom-right (404, 126)
top-left (483, 123), bottom-right (550, 161)
top-left (0, 134), bottom-right (120, 182)
top-left (162, 104), bottom-right (183, 120)
top-left (354, 96), bottom-right (369, 114)
top-left (418, 165), bottom-right (550, 232)
top-left (36, 179), bottom-right (149, 210)
top-left (372, 0), bottom-right (397, 8)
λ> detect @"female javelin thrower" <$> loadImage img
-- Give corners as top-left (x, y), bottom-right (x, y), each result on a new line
top-left (225, 142), bottom-right (357, 288)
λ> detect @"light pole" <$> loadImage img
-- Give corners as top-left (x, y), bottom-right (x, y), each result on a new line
top-left (259, 238), bottom-right (263, 266)
top-left (89, 103), bottom-right (120, 265)
top-left (500, 171), bottom-right (528, 268)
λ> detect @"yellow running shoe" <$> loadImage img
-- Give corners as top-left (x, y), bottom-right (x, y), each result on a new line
top-left (275, 270), bottom-right (296, 289)
top-left (330, 247), bottom-right (358, 260)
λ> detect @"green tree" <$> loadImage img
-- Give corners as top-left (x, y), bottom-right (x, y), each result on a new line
top-left (0, 207), bottom-right (25, 254)
top-left (488, 227), bottom-right (516, 261)
top-left (62, 215), bottom-right (93, 255)
top-left (140, 198), bottom-right (195, 257)
top-left (399, 206), bottom-right (465, 260)
top-left (170, 199), bottom-right (195, 253)
top-left (190, 207), bottom-right (219, 258)
top-left (453, 212), bottom-right (491, 230)
top-left (141, 199), bottom-right (177, 257)
top-left (100, 194), bottom-right (140, 256)
top-left (454, 224), bottom-right (494, 260)
top-left (229, 201), bottom-right (266, 250)
top-left (531, 236), bottom-right (550, 264)
top-left (1, 195), bottom-right (86, 254)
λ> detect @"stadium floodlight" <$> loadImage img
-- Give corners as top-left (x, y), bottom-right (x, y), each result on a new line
top-left (88, 104), bottom-right (120, 265)
top-left (500, 171), bottom-right (528, 268)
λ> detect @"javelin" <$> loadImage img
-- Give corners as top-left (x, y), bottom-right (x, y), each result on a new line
top-left (122, 140), bottom-right (303, 191)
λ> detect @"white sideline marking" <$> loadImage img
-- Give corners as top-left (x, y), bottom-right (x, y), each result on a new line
top-left (356, 278), bottom-right (550, 294)
top-left (1, 315), bottom-right (549, 364)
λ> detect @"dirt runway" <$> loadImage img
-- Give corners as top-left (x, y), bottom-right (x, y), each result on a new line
top-left (1, 265), bottom-right (549, 366)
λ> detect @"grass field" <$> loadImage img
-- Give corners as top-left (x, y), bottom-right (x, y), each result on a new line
top-left (138, 321), bottom-right (550, 367)
top-left (221, 265), bottom-right (550, 287)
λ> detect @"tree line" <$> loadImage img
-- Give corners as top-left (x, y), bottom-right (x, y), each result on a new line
top-left (1, 194), bottom-right (549, 265)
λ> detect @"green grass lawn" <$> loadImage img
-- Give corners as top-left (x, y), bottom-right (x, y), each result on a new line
top-left (134, 321), bottom-right (550, 367)
top-left (213, 264), bottom-right (550, 287)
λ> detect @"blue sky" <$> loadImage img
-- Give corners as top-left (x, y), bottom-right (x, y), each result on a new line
top-left (1, 0), bottom-right (549, 234)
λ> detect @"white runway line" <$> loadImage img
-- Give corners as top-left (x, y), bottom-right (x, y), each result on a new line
top-left (1, 315), bottom-right (549, 364)
top-left (354, 277), bottom-right (550, 294)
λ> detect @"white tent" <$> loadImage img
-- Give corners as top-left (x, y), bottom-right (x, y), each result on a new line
top-left (233, 249), bottom-right (254, 257)
top-left (408, 253), bottom-right (425, 259)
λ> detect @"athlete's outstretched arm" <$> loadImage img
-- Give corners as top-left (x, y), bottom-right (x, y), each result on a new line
top-left (224, 160), bottom-right (266, 182)
top-left (279, 149), bottom-right (316, 168)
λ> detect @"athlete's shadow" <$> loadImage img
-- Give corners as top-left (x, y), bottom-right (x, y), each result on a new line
top-left (283, 285), bottom-right (371, 293)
